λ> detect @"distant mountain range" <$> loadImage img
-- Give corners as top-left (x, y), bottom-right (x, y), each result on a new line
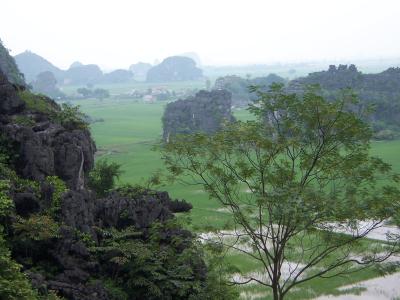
top-left (146, 56), bottom-right (203, 82)
top-left (13, 51), bottom-right (205, 86)
top-left (13, 51), bottom-right (136, 86)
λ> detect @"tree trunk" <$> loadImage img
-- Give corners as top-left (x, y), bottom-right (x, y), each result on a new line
top-left (272, 283), bottom-right (281, 300)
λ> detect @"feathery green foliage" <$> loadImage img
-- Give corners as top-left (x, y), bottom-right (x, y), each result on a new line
top-left (162, 84), bottom-right (400, 299)
top-left (91, 220), bottom-right (238, 300)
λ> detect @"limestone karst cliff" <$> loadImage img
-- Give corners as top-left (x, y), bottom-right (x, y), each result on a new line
top-left (0, 68), bottom-right (209, 300)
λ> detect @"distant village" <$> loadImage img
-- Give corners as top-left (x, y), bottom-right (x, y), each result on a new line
top-left (128, 86), bottom-right (192, 103)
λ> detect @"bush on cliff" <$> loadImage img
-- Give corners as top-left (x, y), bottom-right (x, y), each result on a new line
top-left (88, 159), bottom-right (123, 197)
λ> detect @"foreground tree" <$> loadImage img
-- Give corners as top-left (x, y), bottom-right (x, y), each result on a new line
top-left (161, 84), bottom-right (400, 300)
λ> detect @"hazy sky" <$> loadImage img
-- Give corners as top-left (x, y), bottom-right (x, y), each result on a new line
top-left (1, 0), bottom-right (399, 70)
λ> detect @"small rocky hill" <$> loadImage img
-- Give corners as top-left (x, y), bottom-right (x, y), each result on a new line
top-left (14, 50), bottom-right (64, 83)
top-left (129, 62), bottom-right (152, 81)
top-left (146, 56), bottom-right (203, 82)
top-left (162, 89), bottom-right (234, 141)
top-left (63, 64), bottom-right (103, 86)
top-left (31, 71), bottom-right (65, 99)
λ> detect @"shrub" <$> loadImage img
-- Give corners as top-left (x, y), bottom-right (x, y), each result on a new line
top-left (14, 115), bottom-right (35, 127)
top-left (103, 279), bottom-right (128, 300)
top-left (0, 229), bottom-right (38, 300)
top-left (92, 223), bottom-right (208, 300)
top-left (45, 176), bottom-right (67, 214)
top-left (0, 133), bottom-right (19, 168)
top-left (116, 184), bottom-right (148, 198)
top-left (13, 214), bottom-right (60, 242)
top-left (168, 199), bottom-right (193, 213)
top-left (0, 181), bottom-right (37, 299)
top-left (54, 103), bottom-right (88, 130)
top-left (0, 180), bottom-right (13, 218)
top-left (14, 178), bottom-right (40, 199)
top-left (88, 159), bottom-right (123, 197)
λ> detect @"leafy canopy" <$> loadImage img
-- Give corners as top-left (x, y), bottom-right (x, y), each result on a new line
top-left (161, 83), bottom-right (400, 299)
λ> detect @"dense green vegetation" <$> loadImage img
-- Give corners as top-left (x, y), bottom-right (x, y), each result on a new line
top-left (18, 90), bottom-right (89, 130)
top-left (0, 142), bottom-right (64, 300)
top-left (0, 181), bottom-right (38, 300)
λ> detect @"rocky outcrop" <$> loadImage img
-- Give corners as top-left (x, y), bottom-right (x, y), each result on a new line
top-left (146, 56), bottom-right (203, 82)
top-left (0, 41), bottom-right (26, 86)
top-left (2, 122), bottom-right (96, 190)
top-left (53, 129), bottom-right (95, 190)
top-left (61, 190), bottom-right (96, 233)
top-left (27, 188), bottom-right (192, 299)
top-left (162, 89), bottom-right (234, 141)
top-left (0, 69), bottom-right (25, 114)
top-left (27, 225), bottom-right (110, 300)
top-left (0, 68), bottom-right (95, 190)
top-left (95, 190), bottom-right (174, 230)
top-left (47, 230), bottom-right (104, 299)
